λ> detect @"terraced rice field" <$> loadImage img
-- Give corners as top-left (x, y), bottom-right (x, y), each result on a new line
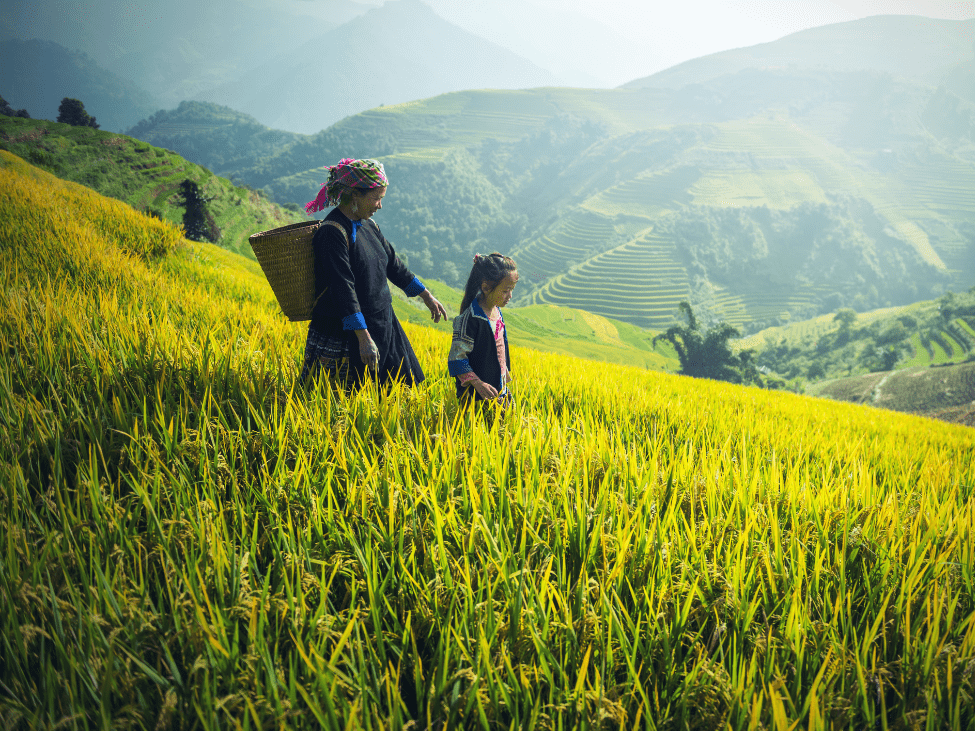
top-left (380, 91), bottom-right (558, 148)
top-left (693, 119), bottom-right (868, 205)
top-left (902, 152), bottom-right (975, 219)
top-left (707, 290), bottom-right (750, 327)
top-left (274, 167), bottom-right (334, 191)
top-left (736, 307), bottom-right (909, 352)
top-left (930, 337), bottom-right (953, 364)
top-left (520, 87), bottom-right (680, 132)
top-left (512, 210), bottom-right (618, 285)
top-left (903, 332), bottom-right (933, 368)
top-left (584, 167), bottom-right (699, 218)
top-left (736, 288), bottom-right (828, 324)
top-left (901, 329), bottom-right (971, 368)
top-left (689, 169), bottom-right (828, 209)
top-left (695, 119), bottom-right (900, 207)
top-left (532, 230), bottom-right (692, 328)
top-left (897, 153), bottom-right (975, 283)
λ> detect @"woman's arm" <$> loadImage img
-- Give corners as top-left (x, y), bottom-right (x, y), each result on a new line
top-left (374, 223), bottom-right (447, 322)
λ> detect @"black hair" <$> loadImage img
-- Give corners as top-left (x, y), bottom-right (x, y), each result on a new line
top-left (460, 252), bottom-right (517, 312)
top-left (339, 185), bottom-right (383, 206)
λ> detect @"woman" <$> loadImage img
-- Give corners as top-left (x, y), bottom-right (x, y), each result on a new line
top-left (300, 157), bottom-right (447, 388)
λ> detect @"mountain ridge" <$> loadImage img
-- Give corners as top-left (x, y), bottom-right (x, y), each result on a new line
top-left (193, 0), bottom-right (559, 134)
top-left (0, 38), bottom-right (160, 132)
top-left (623, 15), bottom-right (975, 90)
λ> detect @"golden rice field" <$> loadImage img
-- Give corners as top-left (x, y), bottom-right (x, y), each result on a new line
top-left (2, 149), bottom-right (975, 730)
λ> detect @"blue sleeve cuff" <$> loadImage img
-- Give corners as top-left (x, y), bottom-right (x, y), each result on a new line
top-left (342, 313), bottom-right (367, 331)
top-left (404, 277), bottom-right (426, 297)
top-left (448, 359), bottom-right (472, 376)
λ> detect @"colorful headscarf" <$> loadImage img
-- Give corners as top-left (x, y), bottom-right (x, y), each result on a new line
top-left (305, 158), bottom-right (388, 214)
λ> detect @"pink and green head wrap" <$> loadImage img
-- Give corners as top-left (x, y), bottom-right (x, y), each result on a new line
top-left (305, 157), bottom-right (388, 214)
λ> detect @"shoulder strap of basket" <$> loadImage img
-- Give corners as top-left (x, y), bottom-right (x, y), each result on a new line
top-left (320, 219), bottom-right (349, 246)
top-left (310, 220), bottom-right (350, 312)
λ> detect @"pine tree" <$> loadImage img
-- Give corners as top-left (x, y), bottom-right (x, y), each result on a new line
top-left (57, 98), bottom-right (99, 129)
top-left (176, 180), bottom-right (220, 243)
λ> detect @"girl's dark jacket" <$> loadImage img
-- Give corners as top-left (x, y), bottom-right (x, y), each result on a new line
top-left (447, 297), bottom-right (510, 400)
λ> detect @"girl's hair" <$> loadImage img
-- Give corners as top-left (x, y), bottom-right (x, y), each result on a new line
top-left (460, 252), bottom-right (517, 312)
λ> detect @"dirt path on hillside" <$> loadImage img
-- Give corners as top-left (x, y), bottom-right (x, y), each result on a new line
top-left (869, 373), bottom-right (893, 404)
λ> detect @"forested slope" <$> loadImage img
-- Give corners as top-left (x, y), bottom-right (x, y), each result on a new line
top-left (126, 18), bottom-right (975, 331)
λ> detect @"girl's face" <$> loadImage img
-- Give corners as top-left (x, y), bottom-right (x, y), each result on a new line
top-left (481, 272), bottom-right (519, 309)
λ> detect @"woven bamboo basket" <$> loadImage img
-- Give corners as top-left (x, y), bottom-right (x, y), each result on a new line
top-left (248, 220), bottom-right (321, 321)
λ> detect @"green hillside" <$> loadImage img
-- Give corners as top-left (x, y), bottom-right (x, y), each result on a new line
top-left (5, 142), bottom-right (975, 731)
top-left (739, 289), bottom-right (975, 384)
top-left (129, 36), bottom-right (975, 331)
top-left (125, 101), bottom-right (305, 178)
top-left (0, 116), bottom-right (305, 258)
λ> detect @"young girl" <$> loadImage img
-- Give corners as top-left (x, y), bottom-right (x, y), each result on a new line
top-left (448, 253), bottom-right (518, 402)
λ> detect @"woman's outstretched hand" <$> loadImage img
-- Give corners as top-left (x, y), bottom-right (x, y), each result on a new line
top-left (419, 290), bottom-right (448, 323)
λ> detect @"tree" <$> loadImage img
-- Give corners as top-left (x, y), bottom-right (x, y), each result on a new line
top-left (57, 98), bottom-right (99, 129)
top-left (807, 361), bottom-right (827, 380)
top-left (861, 343), bottom-right (905, 373)
top-left (938, 292), bottom-right (957, 321)
top-left (653, 301), bottom-right (758, 384)
top-left (176, 179), bottom-right (220, 243)
top-left (0, 95), bottom-right (30, 119)
top-left (833, 308), bottom-right (857, 331)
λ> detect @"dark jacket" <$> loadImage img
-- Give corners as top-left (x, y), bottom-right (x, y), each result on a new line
top-left (447, 297), bottom-right (510, 399)
top-left (310, 208), bottom-right (423, 336)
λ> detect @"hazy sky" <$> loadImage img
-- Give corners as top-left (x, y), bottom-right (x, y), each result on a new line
top-left (418, 0), bottom-right (975, 85)
top-left (566, 0), bottom-right (975, 42)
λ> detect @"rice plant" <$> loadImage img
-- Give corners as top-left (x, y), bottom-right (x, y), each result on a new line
top-left (2, 149), bottom-right (974, 730)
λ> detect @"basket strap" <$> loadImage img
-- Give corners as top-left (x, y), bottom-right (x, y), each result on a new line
top-left (310, 220), bottom-right (350, 313)
top-left (320, 219), bottom-right (349, 247)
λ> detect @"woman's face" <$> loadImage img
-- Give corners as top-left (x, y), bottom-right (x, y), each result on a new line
top-left (355, 187), bottom-right (386, 219)
top-left (481, 271), bottom-right (519, 309)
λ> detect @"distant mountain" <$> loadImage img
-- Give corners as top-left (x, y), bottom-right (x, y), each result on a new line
top-left (0, 39), bottom-right (160, 132)
top-left (623, 16), bottom-right (975, 89)
top-left (126, 101), bottom-right (308, 177)
top-left (0, 0), bottom-right (370, 110)
top-left (192, 0), bottom-right (560, 134)
top-left (943, 58), bottom-right (975, 104)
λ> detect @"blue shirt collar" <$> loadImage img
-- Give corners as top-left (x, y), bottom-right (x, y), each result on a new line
top-left (471, 295), bottom-right (503, 323)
